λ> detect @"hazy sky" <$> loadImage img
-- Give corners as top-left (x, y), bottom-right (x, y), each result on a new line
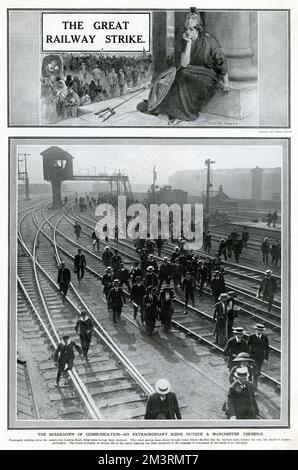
top-left (16, 143), bottom-right (282, 185)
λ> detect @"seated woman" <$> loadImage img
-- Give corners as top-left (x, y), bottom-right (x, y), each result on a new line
top-left (138, 8), bottom-right (230, 125)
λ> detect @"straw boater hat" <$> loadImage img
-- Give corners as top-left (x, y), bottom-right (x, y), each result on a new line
top-left (218, 293), bottom-right (229, 301)
top-left (233, 352), bottom-right (255, 363)
top-left (106, 266), bottom-right (112, 271)
top-left (265, 269), bottom-right (272, 276)
top-left (155, 378), bottom-right (171, 395)
top-left (254, 323), bottom-right (266, 331)
top-left (234, 367), bottom-right (249, 379)
top-left (147, 266), bottom-right (154, 271)
top-left (233, 327), bottom-right (245, 334)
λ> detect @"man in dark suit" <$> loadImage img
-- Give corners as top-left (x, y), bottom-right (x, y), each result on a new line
top-left (146, 254), bottom-right (159, 273)
top-left (74, 248), bottom-right (86, 282)
top-left (143, 286), bottom-right (159, 336)
top-left (247, 324), bottom-right (270, 389)
top-left (144, 265), bottom-right (159, 289)
top-left (75, 310), bottom-right (94, 361)
top-left (224, 327), bottom-right (248, 370)
top-left (101, 266), bottom-right (114, 302)
top-left (57, 262), bottom-right (71, 303)
top-left (116, 263), bottom-right (131, 292)
top-left (102, 246), bottom-right (113, 268)
top-left (145, 379), bottom-right (181, 420)
top-left (130, 276), bottom-right (146, 321)
top-left (111, 250), bottom-right (122, 273)
top-left (257, 269), bottom-right (277, 312)
top-left (158, 257), bottom-right (172, 290)
top-left (53, 335), bottom-right (83, 387)
top-left (107, 279), bottom-right (126, 324)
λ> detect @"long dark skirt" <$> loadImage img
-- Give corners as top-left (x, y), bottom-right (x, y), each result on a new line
top-left (146, 66), bottom-right (219, 121)
top-left (214, 317), bottom-right (227, 346)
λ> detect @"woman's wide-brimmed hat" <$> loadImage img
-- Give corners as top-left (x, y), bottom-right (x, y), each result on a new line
top-left (233, 352), bottom-right (255, 363)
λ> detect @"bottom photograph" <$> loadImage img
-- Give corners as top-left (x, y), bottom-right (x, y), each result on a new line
top-left (9, 137), bottom-right (289, 428)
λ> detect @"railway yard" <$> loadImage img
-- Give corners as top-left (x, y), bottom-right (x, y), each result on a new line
top-left (15, 198), bottom-right (283, 423)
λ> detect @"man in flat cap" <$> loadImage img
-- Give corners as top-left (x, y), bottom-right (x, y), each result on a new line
top-left (247, 324), bottom-right (270, 389)
top-left (145, 379), bottom-right (181, 420)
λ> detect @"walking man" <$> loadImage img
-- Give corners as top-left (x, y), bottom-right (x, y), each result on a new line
top-left (107, 279), bottom-right (126, 324)
top-left (74, 248), bottom-right (86, 283)
top-left (145, 379), bottom-right (182, 420)
top-left (247, 324), bottom-right (270, 389)
top-left (101, 266), bottom-right (114, 302)
top-left (143, 286), bottom-right (159, 336)
top-left (261, 238), bottom-right (271, 265)
top-left (224, 327), bottom-right (248, 370)
top-left (102, 246), bottom-right (113, 268)
top-left (75, 310), bottom-right (94, 361)
top-left (73, 221), bottom-right (81, 240)
top-left (53, 335), bottom-right (83, 387)
top-left (181, 272), bottom-right (197, 314)
top-left (257, 269), bottom-right (277, 312)
top-left (57, 262), bottom-right (71, 303)
top-left (159, 283), bottom-right (175, 333)
top-left (241, 227), bottom-right (250, 249)
top-left (130, 276), bottom-right (146, 321)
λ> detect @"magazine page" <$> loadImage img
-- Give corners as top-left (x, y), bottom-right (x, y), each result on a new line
top-left (0, 0), bottom-right (297, 454)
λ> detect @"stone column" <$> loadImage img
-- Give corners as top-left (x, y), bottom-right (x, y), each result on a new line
top-left (152, 12), bottom-right (168, 79)
top-left (204, 12), bottom-right (258, 82)
top-left (201, 12), bottom-right (258, 120)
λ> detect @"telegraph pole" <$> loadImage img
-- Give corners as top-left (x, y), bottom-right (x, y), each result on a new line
top-left (205, 158), bottom-right (215, 230)
top-left (18, 152), bottom-right (30, 200)
top-left (152, 165), bottom-right (157, 203)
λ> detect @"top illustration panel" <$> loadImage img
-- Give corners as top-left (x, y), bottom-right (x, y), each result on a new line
top-left (8, 8), bottom-right (290, 127)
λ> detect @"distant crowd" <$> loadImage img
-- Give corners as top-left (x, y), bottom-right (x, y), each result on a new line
top-left (42, 53), bottom-right (152, 121)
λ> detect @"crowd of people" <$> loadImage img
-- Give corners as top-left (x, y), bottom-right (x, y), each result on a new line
top-left (53, 195), bottom-right (278, 419)
top-left (42, 54), bottom-right (152, 121)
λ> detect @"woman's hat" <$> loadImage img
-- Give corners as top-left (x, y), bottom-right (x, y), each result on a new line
top-left (233, 352), bottom-right (255, 362)
top-left (155, 378), bottom-right (171, 395)
top-left (234, 367), bottom-right (249, 379)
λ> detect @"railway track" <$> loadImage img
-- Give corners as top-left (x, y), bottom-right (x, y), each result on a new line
top-left (60, 206), bottom-right (281, 397)
top-left (15, 202), bottom-right (282, 421)
top-left (70, 205), bottom-right (282, 318)
top-left (18, 206), bottom-right (154, 420)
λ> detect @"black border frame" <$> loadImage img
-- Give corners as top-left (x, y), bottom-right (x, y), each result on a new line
top-left (8, 136), bottom-right (291, 430)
